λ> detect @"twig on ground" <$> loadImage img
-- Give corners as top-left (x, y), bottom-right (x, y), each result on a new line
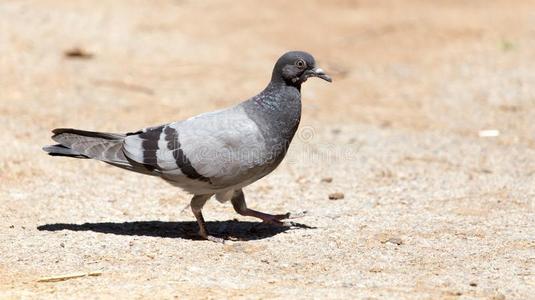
top-left (37, 271), bottom-right (102, 283)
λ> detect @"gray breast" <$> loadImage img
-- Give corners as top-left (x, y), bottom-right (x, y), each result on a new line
top-left (242, 84), bottom-right (302, 166)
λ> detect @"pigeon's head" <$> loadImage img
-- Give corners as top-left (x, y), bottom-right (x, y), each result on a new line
top-left (272, 51), bottom-right (332, 86)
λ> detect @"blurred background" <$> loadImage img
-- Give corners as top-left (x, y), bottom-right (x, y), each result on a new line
top-left (1, 1), bottom-right (534, 298)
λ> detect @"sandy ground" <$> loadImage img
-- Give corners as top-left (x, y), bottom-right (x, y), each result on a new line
top-left (1, 0), bottom-right (535, 299)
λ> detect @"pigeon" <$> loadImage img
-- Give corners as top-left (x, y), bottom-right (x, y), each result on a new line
top-left (43, 51), bottom-right (331, 242)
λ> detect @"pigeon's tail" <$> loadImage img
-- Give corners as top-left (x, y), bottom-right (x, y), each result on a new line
top-left (43, 128), bottom-right (130, 168)
top-left (43, 144), bottom-right (89, 158)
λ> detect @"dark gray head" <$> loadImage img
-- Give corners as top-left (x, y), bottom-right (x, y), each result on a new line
top-left (271, 51), bottom-right (332, 87)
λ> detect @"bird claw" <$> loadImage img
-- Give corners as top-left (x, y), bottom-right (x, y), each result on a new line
top-left (285, 210), bottom-right (307, 219)
top-left (248, 210), bottom-right (308, 228)
top-left (198, 229), bottom-right (225, 243)
top-left (204, 234), bottom-right (226, 244)
top-left (279, 220), bottom-right (294, 227)
top-left (256, 217), bottom-right (293, 227)
top-left (272, 210), bottom-right (307, 221)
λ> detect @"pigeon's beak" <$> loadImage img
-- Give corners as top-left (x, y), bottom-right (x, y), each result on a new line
top-left (310, 67), bottom-right (332, 82)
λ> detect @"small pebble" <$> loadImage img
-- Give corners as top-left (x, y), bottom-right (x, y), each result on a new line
top-left (321, 177), bottom-right (333, 183)
top-left (380, 120), bottom-right (392, 128)
top-left (478, 129), bottom-right (500, 137)
top-left (384, 237), bottom-right (403, 245)
top-left (328, 192), bottom-right (344, 200)
top-left (469, 282), bottom-right (477, 287)
top-left (369, 267), bottom-right (383, 273)
top-left (64, 47), bottom-right (94, 59)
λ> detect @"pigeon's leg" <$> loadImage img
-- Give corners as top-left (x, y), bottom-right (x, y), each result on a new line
top-left (190, 194), bottom-right (224, 243)
top-left (231, 189), bottom-right (295, 226)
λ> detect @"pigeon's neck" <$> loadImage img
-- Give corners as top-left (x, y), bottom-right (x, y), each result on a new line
top-left (271, 70), bottom-right (302, 91)
top-left (243, 80), bottom-right (302, 151)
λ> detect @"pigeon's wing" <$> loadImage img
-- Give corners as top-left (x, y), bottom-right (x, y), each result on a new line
top-left (122, 106), bottom-right (268, 189)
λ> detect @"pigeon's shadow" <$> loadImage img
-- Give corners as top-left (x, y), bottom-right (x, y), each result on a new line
top-left (37, 220), bottom-right (314, 241)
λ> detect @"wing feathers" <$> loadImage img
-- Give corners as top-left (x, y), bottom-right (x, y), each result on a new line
top-left (123, 124), bottom-right (211, 183)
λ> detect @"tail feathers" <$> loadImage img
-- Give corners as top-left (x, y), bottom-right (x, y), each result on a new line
top-left (46, 128), bottom-right (129, 165)
top-left (45, 128), bottom-right (159, 176)
top-left (52, 128), bottom-right (125, 141)
top-left (43, 144), bottom-right (88, 158)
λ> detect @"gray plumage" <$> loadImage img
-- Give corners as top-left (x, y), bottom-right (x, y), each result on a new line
top-left (44, 51), bottom-right (331, 242)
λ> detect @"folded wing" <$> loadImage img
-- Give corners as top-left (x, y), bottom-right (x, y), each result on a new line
top-left (122, 106), bottom-right (267, 188)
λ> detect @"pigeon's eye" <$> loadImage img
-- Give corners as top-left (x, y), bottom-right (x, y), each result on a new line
top-left (295, 59), bottom-right (306, 69)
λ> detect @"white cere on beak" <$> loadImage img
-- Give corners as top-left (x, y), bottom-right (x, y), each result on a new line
top-left (314, 68), bottom-right (325, 74)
